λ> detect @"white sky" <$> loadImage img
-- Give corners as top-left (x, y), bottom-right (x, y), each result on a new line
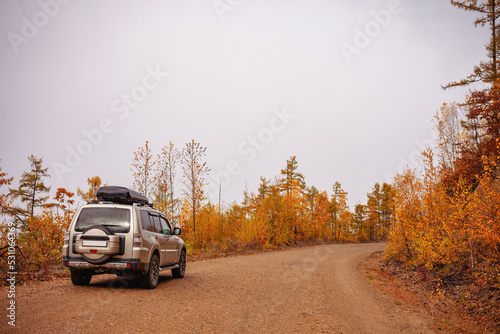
top-left (0, 0), bottom-right (490, 208)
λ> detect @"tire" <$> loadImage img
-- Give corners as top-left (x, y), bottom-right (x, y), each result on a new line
top-left (172, 249), bottom-right (186, 279)
top-left (70, 270), bottom-right (93, 286)
top-left (141, 254), bottom-right (160, 289)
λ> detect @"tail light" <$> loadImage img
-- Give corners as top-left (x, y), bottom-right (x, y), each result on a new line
top-left (133, 233), bottom-right (143, 247)
top-left (64, 231), bottom-right (70, 246)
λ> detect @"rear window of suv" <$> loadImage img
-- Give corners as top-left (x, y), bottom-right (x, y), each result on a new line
top-left (75, 207), bottom-right (131, 233)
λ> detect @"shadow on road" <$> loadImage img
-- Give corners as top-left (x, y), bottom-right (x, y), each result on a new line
top-left (84, 272), bottom-right (175, 290)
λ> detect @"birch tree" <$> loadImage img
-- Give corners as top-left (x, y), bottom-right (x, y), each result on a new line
top-left (181, 140), bottom-right (210, 247)
top-left (131, 141), bottom-right (155, 200)
top-left (155, 142), bottom-right (180, 222)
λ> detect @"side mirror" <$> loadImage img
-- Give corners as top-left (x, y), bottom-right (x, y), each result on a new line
top-left (173, 227), bottom-right (182, 235)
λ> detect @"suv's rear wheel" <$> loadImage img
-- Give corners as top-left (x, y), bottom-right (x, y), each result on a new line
top-left (140, 254), bottom-right (160, 289)
top-left (70, 270), bottom-right (93, 286)
top-left (172, 249), bottom-right (186, 278)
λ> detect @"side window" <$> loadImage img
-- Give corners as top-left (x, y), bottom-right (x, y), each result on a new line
top-left (140, 211), bottom-right (151, 231)
top-left (159, 216), bottom-right (171, 234)
top-left (151, 215), bottom-right (161, 233)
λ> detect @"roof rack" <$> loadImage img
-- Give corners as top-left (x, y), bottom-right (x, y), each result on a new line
top-left (133, 202), bottom-right (154, 208)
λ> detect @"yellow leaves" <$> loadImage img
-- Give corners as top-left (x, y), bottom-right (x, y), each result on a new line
top-left (389, 143), bottom-right (500, 270)
top-left (77, 176), bottom-right (106, 203)
top-left (466, 171), bottom-right (500, 261)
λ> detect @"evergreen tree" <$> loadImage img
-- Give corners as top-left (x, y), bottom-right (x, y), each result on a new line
top-left (279, 156), bottom-right (305, 196)
top-left (366, 182), bottom-right (394, 240)
top-left (305, 186), bottom-right (319, 238)
top-left (330, 181), bottom-right (349, 241)
top-left (367, 183), bottom-right (382, 240)
top-left (445, 0), bottom-right (500, 88)
top-left (279, 156), bottom-right (305, 242)
top-left (0, 159), bottom-right (13, 215)
top-left (9, 155), bottom-right (51, 230)
top-left (352, 204), bottom-right (367, 240)
top-left (380, 183), bottom-right (395, 238)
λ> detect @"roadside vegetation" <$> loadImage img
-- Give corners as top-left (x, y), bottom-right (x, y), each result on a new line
top-left (384, 1), bottom-right (500, 329)
top-left (387, 0), bottom-right (500, 270)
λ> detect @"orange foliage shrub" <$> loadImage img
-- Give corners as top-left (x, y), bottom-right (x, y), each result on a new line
top-left (388, 100), bottom-right (500, 271)
top-left (0, 188), bottom-right (75, 273)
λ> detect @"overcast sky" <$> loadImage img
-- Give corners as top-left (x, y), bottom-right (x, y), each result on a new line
top-left (0, 0), bottom-right (490, 208)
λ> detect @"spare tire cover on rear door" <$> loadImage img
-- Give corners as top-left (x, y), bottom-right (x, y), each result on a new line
top-left (75, 225), bottom-right (120, 265)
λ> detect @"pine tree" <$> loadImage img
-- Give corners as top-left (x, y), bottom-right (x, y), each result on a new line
top-left (0, 159), bottom-right (13, 215)
top-left (257, 177), bottom-right (269, 201)
top-left (279, 156), bottom-right (305, 196)
top-left (445, 0), bottom-right (500, 88)
top-left (367, 182), bottom-right (395, 240)
top-left (367, 183), bottom-right (382, 240)
top-left (380, 183), bottom-right (395, 238)
top-left (330, 182), bottom-right (349, 241)
top-left (279, 156), bottom-right (305, 243)
top-left (9, 155), bottom-right (51, 230)
top-left (305, 186), bottom-right (319, 239)
top-left (352, 204), bottom-right (367, 240)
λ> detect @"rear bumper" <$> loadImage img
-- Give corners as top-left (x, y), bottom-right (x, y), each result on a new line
top-left (63, 257), bottom-right (145, 272)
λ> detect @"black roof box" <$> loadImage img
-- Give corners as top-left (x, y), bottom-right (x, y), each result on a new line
top-left (96, 186), bottom-right (149, 205)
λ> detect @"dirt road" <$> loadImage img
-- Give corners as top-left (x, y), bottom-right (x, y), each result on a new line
top-left (2, 243), bottom-right (435, 333)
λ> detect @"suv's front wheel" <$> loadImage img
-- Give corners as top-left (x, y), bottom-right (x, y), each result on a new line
top-left (140, 254), bottom-right (160, 289)
top-left (70, 270), bottom-right (93, 286)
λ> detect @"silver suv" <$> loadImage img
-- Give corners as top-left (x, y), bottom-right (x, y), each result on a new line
top-left (62, 186), bottom-right (186, 289)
